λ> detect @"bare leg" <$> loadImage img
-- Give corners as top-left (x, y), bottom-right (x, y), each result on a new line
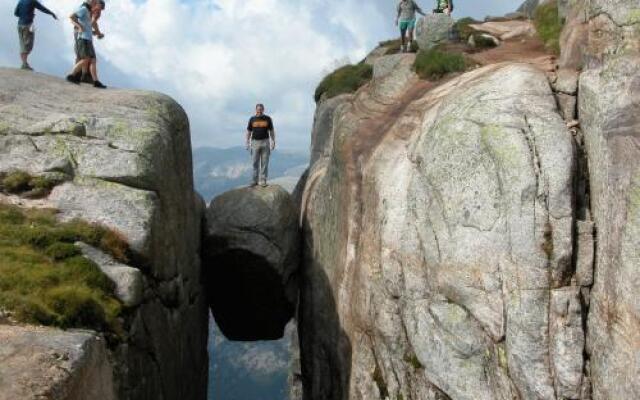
top-left (400, 27), bottom-right (407, 49)
top-left (69, 59), bottom-right (90, 75)
top-left (20, 53), bottom-right (28, 65)
top-left (89, 60), bottom-right (98, 81)
top-left (407, 29), bottom-right (414, 50)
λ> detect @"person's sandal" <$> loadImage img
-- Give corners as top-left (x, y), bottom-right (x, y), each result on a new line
top-left (93, 80), bottom-right (107, 89)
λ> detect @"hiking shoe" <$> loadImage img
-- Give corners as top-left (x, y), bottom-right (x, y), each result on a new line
top-left (93, 80), bottom-right (107, 89)
top-left (249, 182), bottom-right (258, 187)
top-left (21, 63), bottom-right (33, 71)
top-left (260, 181), bottom-right (268, 187)
top-left (66, 74), bottom-right (80, 84)
top-left (81, 74), bottom-right (94, 84)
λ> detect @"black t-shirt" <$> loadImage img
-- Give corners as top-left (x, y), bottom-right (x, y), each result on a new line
top-left (247, 115), bottom-right (274, 140)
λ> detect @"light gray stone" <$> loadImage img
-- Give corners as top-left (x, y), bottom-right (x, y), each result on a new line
top-left (0, 325), bottom-right (116, 400)
top-left (550, 287), bottom-right (585, 399)
top-left (76, 242), bottom-right (144, 307)
top-left (0, 68), bottom-right (208, 400)
top-left (557, 92), bottom-right (577, 121)
top-left (204, 185), bottom-right (300, 341)
top-left (575, 220), bottom-right (595, 286)
top-left (416, 14), bottom-right (454, 50)
top-left (554, 68), bottom-right (580, 94)
top-left (298, 62), bottom-right (579, 399)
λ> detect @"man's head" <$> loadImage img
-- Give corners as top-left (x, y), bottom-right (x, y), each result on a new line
top-left (255, 103), bottom-right (265, 116)
top-left (92, 0), bottom-right (105, 15)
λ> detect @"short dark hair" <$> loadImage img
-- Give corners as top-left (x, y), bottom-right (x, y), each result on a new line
top-left (256, 103), bottom-right (264, 109)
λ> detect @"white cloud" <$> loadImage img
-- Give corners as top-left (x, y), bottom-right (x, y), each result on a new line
top-left (1, 0), bottom-right (520, 150)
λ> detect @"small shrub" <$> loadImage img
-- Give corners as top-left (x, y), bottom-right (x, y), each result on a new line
top-left (372, 365), bottom-right (389, 398)
top-left (453, 17), bottom-right (480, 41)
top-left (2, 171), bottom-right (32, 193)
top-left (314, 63), bottom-right (373, 102)
top-left (404, 352), bottom-right (424, 369)
top-left (45, 243), bottom-right (81, 260)
top-left (0, 170), bottom-right (60, 196)
top-left (414, 48), bottom-right (467, 80)
top-left (379, 38), bottom-right (419, 55)
top-left (44, 285), bottom-right (108, 330)
top-left (534, 2), bottom-right (563, 54)
top-left (472, 34), bottom-right (498, 49)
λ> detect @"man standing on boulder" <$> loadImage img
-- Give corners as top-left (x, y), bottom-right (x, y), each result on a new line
top-left (66, 0), bottom-right (107, 89)
top-left (246, 104), bottom-right (276, 187)
top-left (72, 0), bottom-right (106, 84)
top-left (14, 0), bottom-right (57, 70)
top-left (396, 0), bottom-right (426, 53)
top-left (434, 0), bottom-right (453, 15)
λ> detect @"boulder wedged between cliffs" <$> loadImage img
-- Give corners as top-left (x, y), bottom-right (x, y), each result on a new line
top-left (203, 184), bottom-right (300, 341)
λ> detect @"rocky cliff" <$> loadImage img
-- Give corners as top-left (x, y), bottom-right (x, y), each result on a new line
top-left (0, 69), bottom-right (208, 400)
top-left (295, 1), bottom-right (640, 399)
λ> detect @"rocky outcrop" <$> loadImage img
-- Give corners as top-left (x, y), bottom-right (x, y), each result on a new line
top-left (577, 1), bottom-right (640, 398)
top-left (0, 325), bottom-right (115, 400)
top-left (416, 14), bottom-right (454, 50)
top-left (204, 185), bottom-right (300, 341)
top-left (0, 68), bottom-right (208, 399)
top-left (298, 49), bottom-right (588, 399)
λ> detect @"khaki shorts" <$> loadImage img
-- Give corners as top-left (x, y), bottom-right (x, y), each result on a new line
top-left (76, 39), bottom-right (96, 60)
top-left (18, 25), bottom-right (34, 54)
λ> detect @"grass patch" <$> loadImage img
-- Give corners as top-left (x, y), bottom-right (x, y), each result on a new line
top-left (372, 364), bottom-right (389, 398)
top-left (471, 34), bottom-right (498, 49)
top-left (378, 38), bottom-right (419, 55)
top-left (0, 170), bottom-right (61, 198)
top-left (0, 203), bottom-right (131, 335)
top-left (534, 2), bottom-right (563, 54)
top-left (453, 17), bottom-right (480, 41)
top-left (314, 63), bottom-right (373, 102)
top-left (414, 48), bottom-right (467, 80)
top-left (404, 352), bottom-right (424, 369)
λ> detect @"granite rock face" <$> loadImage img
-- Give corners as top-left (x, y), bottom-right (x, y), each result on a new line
top-left (0, 325), bottom-right (116, 400)
top-left (0, 68), bottom-right (208, 400)
top-left (578, 0), bottom-right (640, 398)
top-left (298, 52), bottom-right (586, 399)
top-left (416, 14), bottom-right (454, 50)
top-left (204, 185), bottom-right (300, 341)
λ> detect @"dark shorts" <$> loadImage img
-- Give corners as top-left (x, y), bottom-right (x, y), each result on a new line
top-left (18, 25), bottom-right (34, 54)
top-left (76, 39), bottom-right (96, 60)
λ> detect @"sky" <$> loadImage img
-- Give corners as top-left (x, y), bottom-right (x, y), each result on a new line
top-left (1, 0), bottom-right (519, 151)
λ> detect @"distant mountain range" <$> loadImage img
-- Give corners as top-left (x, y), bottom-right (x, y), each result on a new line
top-left (193, 146), bottom-right (307, 400)
top-left (193, 146), bottom-right (309, 201)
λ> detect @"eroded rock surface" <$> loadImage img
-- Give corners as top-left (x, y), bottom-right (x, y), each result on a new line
top-left (0, 68), bottom-right (208, 400)
top-left (0, 325), bottom-right (115, 400)
top-left (297, 44), bottom-right (590, 398)
top-left (205, 185), bottom-right (300, 341)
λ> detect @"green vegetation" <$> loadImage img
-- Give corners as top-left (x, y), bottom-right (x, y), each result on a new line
top-left (0, 170), bottom-right (60, 198)
top-left (454, 17), bottom-right (480, 41)
top-left (0, 203), bottom-right (131, 334)
top-left (378, 38), bottom-right (419, 55)
top-left (404, 352), bottom-right (424, 369)
top-left (534, 2), bottom-right (563, 54)
top-left (372, 365), bottom-right (389, 398)
top-left (414, 48), bottom-right (467, 80)
top-left (314, 63), bottom-right (373, 102)
top-left (472, 34), bottom-right (498, 49)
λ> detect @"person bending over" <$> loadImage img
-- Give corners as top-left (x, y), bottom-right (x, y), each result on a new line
top-left (72, 0), bottom-right (105, 84)
top-left (434, 0), bottom-right (453, 15)
top-left (396, 0), bottom-right (425, 53)
top-left (66, 0), bottom-right (107, 89)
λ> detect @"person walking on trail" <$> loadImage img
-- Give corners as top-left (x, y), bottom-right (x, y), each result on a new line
top-left (66, 0), bottom-right (107, 89)
top-left (246, 104), bottom-right (276, 187)
top-left (396, 0), bottom-right (426, 53)
top-left (14, 0), bottom-right (57, 71)
top-left (72, 0), bottom-right (105, 84)
top-left (434, 0), bottom-right (453, 15)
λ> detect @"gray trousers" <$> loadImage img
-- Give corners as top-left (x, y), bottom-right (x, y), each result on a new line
top-left (251, 139), bottom-right (270, 183)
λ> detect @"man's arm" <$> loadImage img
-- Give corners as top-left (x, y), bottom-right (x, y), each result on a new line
top-left (14, 3), bottom-right (20, 18)
top-left (269, 129), bottom-right (276, 150)
top-left (245, 130), bottom-right (252, 149)
top-left (35, 1), bottom-right (56, 19)
top-left (414, 1), bottom-right (425, 15)
top-left (70, 13), bottom-right (83, 32)
top-left (92, 15), bottom-right (104, 39)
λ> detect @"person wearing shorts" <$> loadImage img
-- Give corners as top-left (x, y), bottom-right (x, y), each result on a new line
top-left (66, 0), bottom-right (107, 89)
top-left (396, 0), bottom-right (426, 53)
top-left (72, 0), bottom-right (105, 84)
top-left (14, 0), bottom-right (57, 70)
top-left (434, 0), bottom-right (453, 15)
